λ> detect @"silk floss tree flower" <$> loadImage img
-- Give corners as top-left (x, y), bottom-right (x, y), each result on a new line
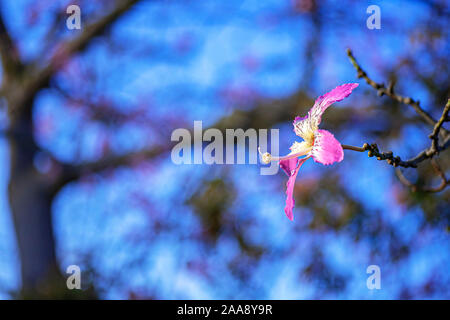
top-left (259, 83), bottom-right (359, 221)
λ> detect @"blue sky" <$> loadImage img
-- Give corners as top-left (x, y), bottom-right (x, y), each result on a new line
top-left (0, 0), bottom-right (449, 299)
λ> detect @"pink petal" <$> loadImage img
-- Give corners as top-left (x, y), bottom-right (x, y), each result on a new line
top-left (312, 83), bottom-right (359, 122)
top-left (293, 115), bottom-right (305, 124)
top-left (311, 129), bottom-right (344, 165)
top-left (281, 157), bottom-right (308, 221)
top-left (294, 83), bottom-right (358, 131)
top-left (279, 157), bottom-right (299, 176)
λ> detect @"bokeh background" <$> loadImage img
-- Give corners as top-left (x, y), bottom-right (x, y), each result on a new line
top-left (0, 0), bottom-right (449, 299)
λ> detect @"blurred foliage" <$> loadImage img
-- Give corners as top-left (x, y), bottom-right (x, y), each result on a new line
top-left (0, 0), bottom-right (448, 299)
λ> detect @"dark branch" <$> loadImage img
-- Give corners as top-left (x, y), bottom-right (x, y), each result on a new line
top-left (55, 144), bottom-right (168, 191)
top-left (346, 48), bottom-right (448, 138)
top-left (342, 134), bottom-right (449, 169)
top-left (22, 0), bottom-right (141, 108)
top-left (0, 9), bottom-right (22, 78)
top-left (344, 49), bottom-right (449, 192)
top-left (395, 159), bottom-right (448, 193)
top-left (430, 99), bottom-right (450, 153)
top-left (343, 143), bottom-right (416, 168)
top-left (342, 137), bottom-right (449, 191)
top-left (341, 99), bottom-right (450, 169)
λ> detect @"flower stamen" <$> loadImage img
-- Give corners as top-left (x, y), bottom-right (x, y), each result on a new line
top-left (258, 147), bottom-right (310, 164)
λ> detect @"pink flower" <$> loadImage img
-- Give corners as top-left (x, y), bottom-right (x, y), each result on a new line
top-left (259, 83), bottom-right (359, 221)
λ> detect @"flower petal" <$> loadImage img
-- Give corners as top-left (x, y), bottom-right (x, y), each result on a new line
top-left (311, 129), bottom-right (344, 165)
top-left (311, 83), bottom-right (359, 124)
top-left (293, 115), bottom-right (316, 142)
top-left (279, 157), bottom-right (299, 176)
top-left (282, 157), bottom-right (308, 221)
top-left (293, 83), bottom-right (358, 139)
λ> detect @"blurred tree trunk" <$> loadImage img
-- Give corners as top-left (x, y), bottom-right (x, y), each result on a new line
top-left (7, 102), bottom-right (63, 297)
top-left (0, 0), bottom-right (141, 297)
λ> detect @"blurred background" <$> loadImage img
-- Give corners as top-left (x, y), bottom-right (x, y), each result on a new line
top-left (0, 0), bottom-right (449, 299)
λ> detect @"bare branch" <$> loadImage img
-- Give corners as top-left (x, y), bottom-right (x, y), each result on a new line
top-left (0, 9), bottom-right (22, 77)
top-left (342, 138), bottom-right (448, 169)
top-left (341, 144), bottom-right (366, 152)
top-left (23, 0), bottom-right (141, 104)
top-left (343, 143), bottom-right (448, 192)
top-left (55, 144), bottom-right (168, 190)
top-left (346, 48), bottom-right (448, 138)
top-left (344, 49), bottom-right (449, 192)
top-left (342, 98), bottom-right (450, 170)
top-left (395, 168), bottom-right (418, 191)
top-left (395, 159), bottom-right (447, 193)
top-left (343, 143), bottom-right (415, 168)
top-left (427, 159), bottom-right (449, 192)
top-left (430, 99), bottom-right (450, 153)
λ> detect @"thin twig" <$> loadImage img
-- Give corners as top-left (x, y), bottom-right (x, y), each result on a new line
top-left (395, 168), bottom-right (418, 191)
top-left (427, 159), bottom-right (448, 192)
top-left (395, 159), bottom-right (447, 193)
top-left (343, 143), bottom-right (419, 168)
top-left (10, 0), bottom-right (141, 122)
top-left (344, 49), bottom-right (449, 192)
top-left (429, 99), bottom-right (450, 153)
top-left (343, 143), bottom-right (448, 192)
top-left (0, 10), bottom-right (23, 77)
top-left (341, 144), bottom-right (365, 152)
top-left (346, 48), bottom-right (448, 138)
